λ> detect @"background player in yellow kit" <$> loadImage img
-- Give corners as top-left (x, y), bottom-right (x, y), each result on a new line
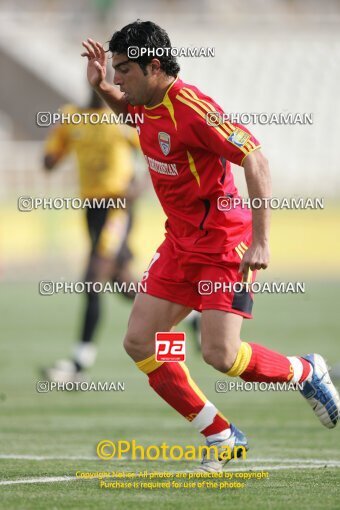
top-left (42, 90), bottom-right (143, 382)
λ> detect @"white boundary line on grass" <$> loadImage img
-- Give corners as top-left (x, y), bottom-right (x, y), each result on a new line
top-left (1, 461), bottom-right (340, 485)
top-left (0, 476), bottom-right (77, 486)
top-left (1, 455), bottom-right (340, 466)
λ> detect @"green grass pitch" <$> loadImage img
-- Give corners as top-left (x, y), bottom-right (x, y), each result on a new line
top-left (1, 282), bottom-right (340, 509)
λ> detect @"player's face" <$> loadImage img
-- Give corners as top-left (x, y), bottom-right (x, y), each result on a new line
top-left (112, 53), bottom-right (158, 106)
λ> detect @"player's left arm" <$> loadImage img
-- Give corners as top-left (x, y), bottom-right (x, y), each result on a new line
top-left (239, 149), bottom-right (271, 279)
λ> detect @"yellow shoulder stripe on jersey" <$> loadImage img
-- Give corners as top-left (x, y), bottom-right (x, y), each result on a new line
top-left (182, 88), bottom-right (218, 116)
top-left (176, 93), bottom-right (238, 146)
top-left (177, 89), bottom-right (254, 155)
top-left (178, 89), bottom-right (233, 140)
top-left (187, 150), bottom-right (200, 186)
top-left (182, 89), bottom-right (257, 145)
top-left (181, 88), bottom-right (260, 156)
top-left (182, 89), bottom-right (254, 143)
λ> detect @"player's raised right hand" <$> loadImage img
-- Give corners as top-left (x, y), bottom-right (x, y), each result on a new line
top-left (81, 38), bottom-right (107, 88)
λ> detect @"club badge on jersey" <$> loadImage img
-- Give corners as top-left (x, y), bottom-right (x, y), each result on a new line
top-left (158, 132), bottom-right (171, 156)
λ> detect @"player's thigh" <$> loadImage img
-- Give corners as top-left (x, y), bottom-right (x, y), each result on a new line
top-left (124, 293), bottom-right (191, 361)
top-left (200, 310), bottom-right (243, 371)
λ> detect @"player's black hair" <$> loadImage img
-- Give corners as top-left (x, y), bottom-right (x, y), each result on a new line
top-left (108, 20), bottom-right (180, 77)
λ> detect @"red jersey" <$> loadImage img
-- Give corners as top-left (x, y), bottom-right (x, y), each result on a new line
top-left (128, 77), bottom-right (261, 253)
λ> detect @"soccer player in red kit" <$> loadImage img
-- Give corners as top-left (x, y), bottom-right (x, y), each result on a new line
top-left (81, 21), bottom-right (340, 471)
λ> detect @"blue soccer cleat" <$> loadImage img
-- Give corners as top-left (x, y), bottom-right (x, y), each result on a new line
top-left (300, 354), bottom-right (340, 429)
top-left (197, 423), bottom-right (248, 472)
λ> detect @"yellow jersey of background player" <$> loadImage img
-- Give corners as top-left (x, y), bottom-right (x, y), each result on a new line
top-left (42, 90), bottom-right (142, 382)
top-left (44, 91), bottom-right (140, 199)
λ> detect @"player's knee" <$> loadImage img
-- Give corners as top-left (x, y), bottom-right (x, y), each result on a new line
top-left (202, 343), bottom-right (239, 372)
top-left (123, 331), bottom-right (139, 358)
top-left (123, 329), bottom-right (149, 361)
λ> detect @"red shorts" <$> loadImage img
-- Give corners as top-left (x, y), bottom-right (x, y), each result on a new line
top-left (141, 233), bottom-right (256, 318)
